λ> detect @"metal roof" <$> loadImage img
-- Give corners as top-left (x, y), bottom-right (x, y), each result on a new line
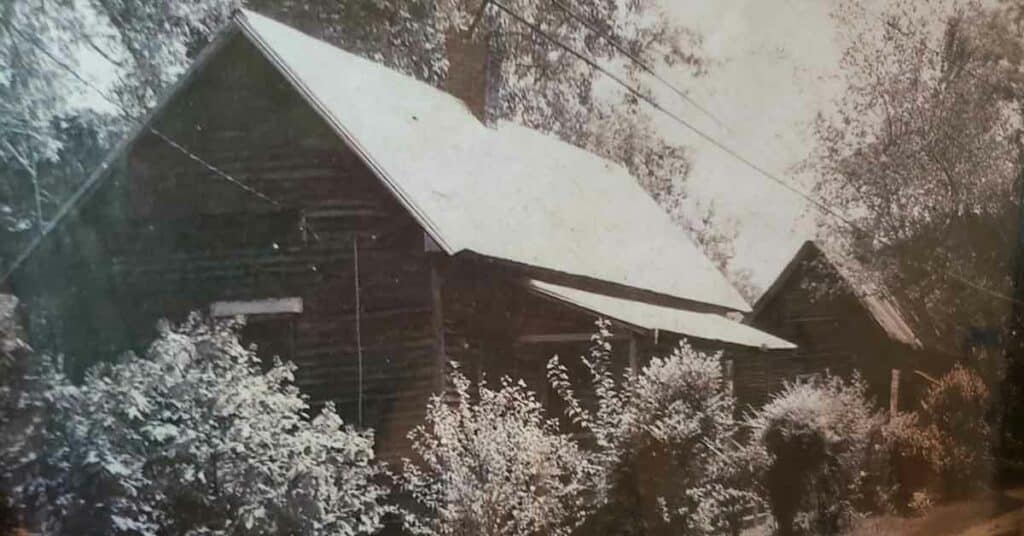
top-left (236, 10), bottom-right (750, 312)
top-left (526, 280), bottom-right (795, 350)
top-left (750, 241), bottom-right (926, 350)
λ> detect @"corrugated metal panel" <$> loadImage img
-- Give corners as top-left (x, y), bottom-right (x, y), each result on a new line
top-left (236, 10), bottom-right (750, 313)
top-left (525, 280), bottom-right (795, 350)
top-left (860, 294), bottom-right (924, 349)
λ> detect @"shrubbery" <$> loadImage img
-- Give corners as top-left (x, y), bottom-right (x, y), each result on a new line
top-left (548, 321), bottom-right (761, 536)
top-left (920, 365), bottom-right (992, 496)
top-left (0, 307), bottom-right (1000, 535)
top-left (868, 365), bottom-right (994, 514)
top-left (400, 364), bottom-right (593, 536)
top-left (747, 375), bottom-right (883, 536)
top-left (0, 315), bottom-right (391, 535)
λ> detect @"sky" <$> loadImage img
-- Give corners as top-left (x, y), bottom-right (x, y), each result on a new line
top-left (655, 0), bottom-right (852, 289)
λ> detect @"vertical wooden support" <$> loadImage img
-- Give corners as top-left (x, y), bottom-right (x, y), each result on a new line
top-left (723, 358), bottom-right (735, 397)
top-left (889, 368), bottom-right (901, 419)
top-left (628, 333), bottom-right (639, 376)
top-left (430, 257), bottom-right (446, 394)
top-left (353, 238), bottom-right (363, 427)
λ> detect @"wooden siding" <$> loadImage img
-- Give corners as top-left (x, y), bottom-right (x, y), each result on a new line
top-left (13, 36), bottom-right (439, 460)
top-left (747, 247), bottom-right (946, 411)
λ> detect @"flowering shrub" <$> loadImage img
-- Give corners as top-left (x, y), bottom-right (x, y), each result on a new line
top-left (917, 364), bottom-right (992, 497)
top-left (548, 320), bottom-right (760, 536)
top-left (1, 314), bottom-right (391, 535)
top-left (747, 375), bottom-right (883, 536)
top-left (400, 364), bottom-right (593, 536)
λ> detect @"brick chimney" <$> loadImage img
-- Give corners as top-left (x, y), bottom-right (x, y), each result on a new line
top-left (444, 5), bottom-right (500, 124)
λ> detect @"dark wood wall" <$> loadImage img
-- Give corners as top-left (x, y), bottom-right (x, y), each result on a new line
top-left (14, 35), bottom-right (441, 459)
top-left (747, 249), bottom-right (943, 411)
top-left (10, 31), bottom-right (777, 463)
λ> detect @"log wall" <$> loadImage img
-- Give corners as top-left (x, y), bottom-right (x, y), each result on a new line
top-left (16, 36), bottom-right (439, 459)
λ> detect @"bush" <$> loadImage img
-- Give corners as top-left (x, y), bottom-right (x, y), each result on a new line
top-left (747, 375), bottom-right (883, 536)
top-left (917, 364), bottom-right (992, 497)
top-left (400, 364), bottom-right (593, 536)
top-left (874, 411), bottom-right (939, 512)
top-left (548, 321), bottom-right (760, 536)
top-left (0, 314), bottom-right (391, 535)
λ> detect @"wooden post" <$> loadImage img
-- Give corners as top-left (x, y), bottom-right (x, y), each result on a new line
top-left (628, 333), bottom-right (639, 376)
top-left (889, 368), bottom-right (901, 419)
top-left (430, 258), bottom-right (446, 394)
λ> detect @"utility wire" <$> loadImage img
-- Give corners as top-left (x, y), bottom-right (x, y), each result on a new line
top-left (8, 24), bottom-right (282, 209)
top-left (490, 0), bottom-right (867, 235)
top-left (491, 0), bottom-right (1024, 305)
top-left (10, 5), bottom-right (1019, 306)
top-left (0, 23), bottom-right (303, 285)
top-left (547, 0), bottom-right (729, 132)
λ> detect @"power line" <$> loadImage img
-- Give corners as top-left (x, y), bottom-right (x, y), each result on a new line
top-left (8, 23), bottom-right (283, 210)
top-left (10, 5), bottom-right (1019, 307)
top-left (490, 0), bottom-right (1024, 306)
top-left (547, 0), bottom-right (729, 132)
top-left (0, 26), bottom-right (300, 285)
top-left (490, 0), bottom-right (868, 235)
top-left (146, 128), bottom-right (281, 207)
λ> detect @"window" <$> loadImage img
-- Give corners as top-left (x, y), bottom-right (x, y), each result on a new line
top-left (209, 297), bottom-right (302, 367)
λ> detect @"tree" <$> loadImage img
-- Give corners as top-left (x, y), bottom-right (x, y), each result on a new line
top-left (548, 321), bottom-right (760, 536)
top-left (807, 0), bottom-right (1024, 342)
top-left (0, 314), bottom-right (391, 535)
top-left (400, 364), bottom-right (593, 536)
top-left (0, 294), bottom-right (29, 534)
top-left (0, 0), bottom-right (234, 268)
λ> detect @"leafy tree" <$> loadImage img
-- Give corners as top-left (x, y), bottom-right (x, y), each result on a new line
top-left (807, 0), bottom-right (1024, 342)
top-left (0, 294), bottom-right (29, 534)
top-left (0, 0), bottom-right (233, 268)
top-left (400, 363), bottom-right (593, 536)
top-left (548, 321), bottom-right (760, 536)
top-left (0, 314), bottom-right (391, 535)
top-left (747, 375), bottom-right (883, 536)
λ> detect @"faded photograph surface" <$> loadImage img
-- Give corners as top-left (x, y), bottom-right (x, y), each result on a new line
top-left (1, 1), bottom-right (1023, 535)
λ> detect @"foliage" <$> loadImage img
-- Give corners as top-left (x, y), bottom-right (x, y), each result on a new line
top-left (0, 314), bottom-right (390, 535)
top-left (873, 411), bottom-right (937, 513)
top-left (869, 366), bottom-right (993, 509)
top-left (917, 364), bottom-right (993, 497)
top-left (808, 0), bottom-right (1023, 340)
top-left (400, 364), bottom-right (593, 536)
top-left (0, 0), bottom-right (235, 234)
top-left (747, 375), bottom-right (883, 536)
top-left (0, 295), bottom-right (28, 383)
top-left (548, 320), bottom-right (760, 536)
top-left (0, 294), bottom-right (29, 534)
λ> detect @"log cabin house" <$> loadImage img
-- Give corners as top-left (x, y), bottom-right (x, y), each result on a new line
top-left (3, 10), bottom-right (793, 458)
top-left (744, 240), bottom-right (953, 411)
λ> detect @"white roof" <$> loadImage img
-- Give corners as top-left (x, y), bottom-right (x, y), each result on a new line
top-left (236, 10), bottom-right (750, 312)
top-left (527, 280), bottom-right (795, 350)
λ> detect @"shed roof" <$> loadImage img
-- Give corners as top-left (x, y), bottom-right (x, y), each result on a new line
top-left (527, 280), bottom-right (795, 350)
top-left (236, 10), bottom-right (749, 312)
top-left (750, 241), bottom-right (927, 350)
